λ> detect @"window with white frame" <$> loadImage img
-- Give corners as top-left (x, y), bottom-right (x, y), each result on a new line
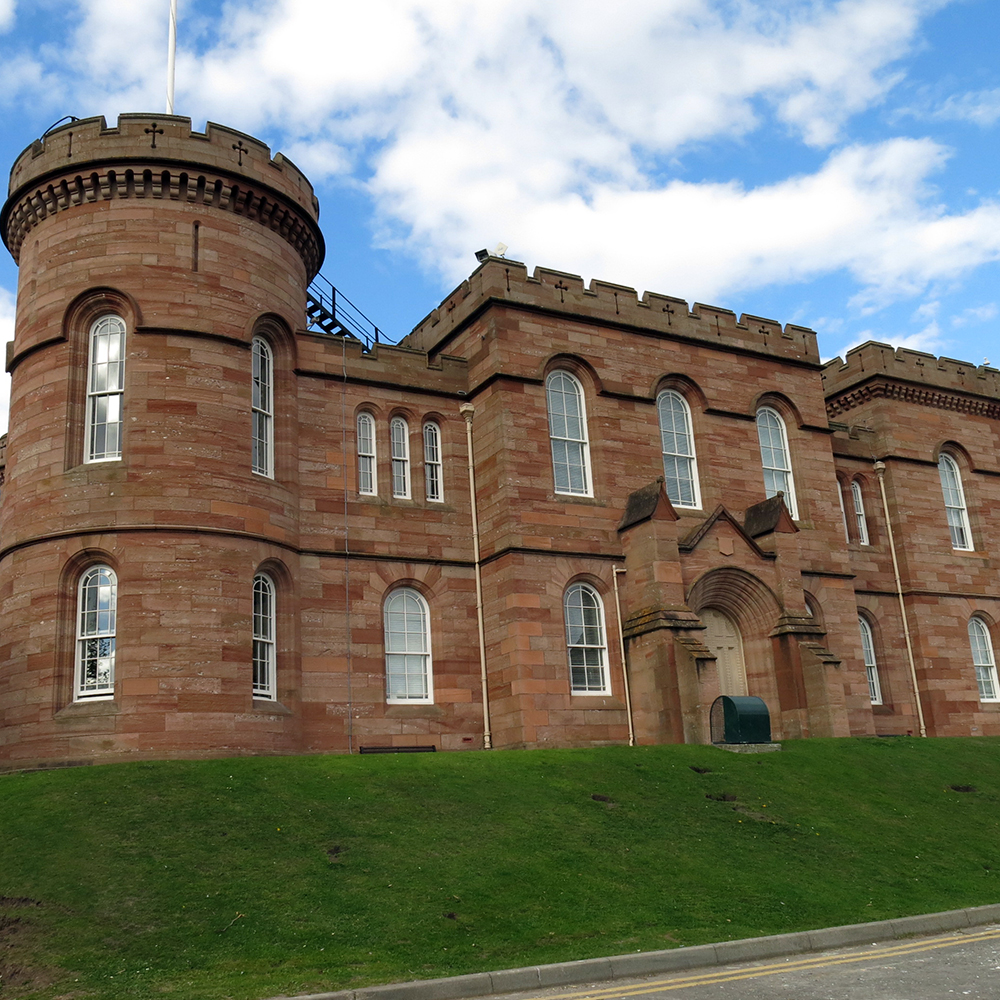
top-left (423, 421), bottom-right (443, 502)
top-left (251, 337), bottom-right (274, 477)
top-left (755, 406), bottom-right (798, 519)
top-left (851, 480), bottom-right (870, 545)
top-left (968, 617), bottom-right (999, 702)
top-left (75, 565), bottom-right (117, 699)
top-left (384, 587), bottom-right (433, 703)
top-left (390, 417), bottom-right (411, 498)
top-left (564, 582), bottom-right (609, 694)
top-left (252, 572), bottom-right (276, 699)
top-left (657, 390), bottom-right (700, 508)
top-left (858, 616), bottom-right (882, 705)
top-left (357, 412), bottom-right (377, 495)
top-left (546, 371), bottom-right (592, 495)
top-left (938, 453), bottom-right (972, 550)
top-left (85, 315), bottom-right (126, 463)
top-left (837, 481), bottom-right (850, 543)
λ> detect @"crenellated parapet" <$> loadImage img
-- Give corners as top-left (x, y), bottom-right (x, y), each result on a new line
top-left (2, 114), bottom-right (324, 279)
top-left (401, 257), bottom-right (820, 364)
top-left (823, 341), bottom-right (1000, 419)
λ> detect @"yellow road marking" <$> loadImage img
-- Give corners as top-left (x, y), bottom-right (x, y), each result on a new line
top-left (536, 926), bottom-right (1000, 999)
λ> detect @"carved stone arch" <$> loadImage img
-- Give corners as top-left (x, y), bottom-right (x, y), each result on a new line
top-left (751, 390), bottom-right (805, 429)
top-left (541, 353), bottom-right (603, 395)
top-left (935, 439), bottom-right (973, 469)
top-left (687, 566), bottom-right (782, 636)
top-left (652, 373), bottom-right (707, 411)
top-left (250, 312), bottom-right (297, 367)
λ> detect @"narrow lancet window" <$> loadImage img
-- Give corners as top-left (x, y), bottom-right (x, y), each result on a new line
top-left (85, 315), bottom-right (126, 462)
top-left (252, 337), bottom-right (274, 478)
top-left (657, 390), bottom-right (700, 508)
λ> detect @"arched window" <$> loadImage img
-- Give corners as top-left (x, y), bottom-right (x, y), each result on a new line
top-left (563, 583), bottom-right (609, 694)
top-left (968, 617), bottom-right (999, 702)
top-left (75, 565), bottom-right (117, 699)
top-left (755, 406), bottom-right (798, 519)
top-left (357, 412), bottom-right (377, 495)
top-left (252, 573), bottom-right (276, 699)
top-left (384, 588), bottom-right (432, 703)
top-left (858, 617), bottom-right (882, 705)
top-left (390, 417), bottom-right (411, 499)
top-left (938, 453), bottom-right (972, 550)
top-left (423, 421), bottom-right (443, 502)
top-left (85, 315), bottom-right (126, 463)
top-left (836, 481), bottom-right (850, 542)
top-left (546, 371), bottom-right (592, 496)
top-left (251, 337), bottom-right (274, 477)
top-left (851, 480), bottom-right (870, 546)
top-left (657, 390), bottom-right (700, 508)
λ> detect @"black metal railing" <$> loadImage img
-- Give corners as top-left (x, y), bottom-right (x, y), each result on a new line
top-left (306, 273), bottom-right (385, 349)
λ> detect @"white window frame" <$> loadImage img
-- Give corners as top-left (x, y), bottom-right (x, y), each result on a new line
top-left (858, 616), bottom-right (882, 706)
top-left (755, 406), bottom-right (798, 520)
top-left (837, 480), bottom-right (850, 543)
top-left (851, 480), bottom-right (870, 545)
top-left (423, 421), bottom-right (443, 502)
top-left (546, 370), bottom-right (593, 496)
top-left (938, 453), bottom-right (973, 551)
top-left (657, 390), bottom-right (701, 508)
top-left (85, 315), bottom-right (126, 463)
top-left (251, 337), bottom-right (274, 478)
top-left (252, 572), bottom-right (276, 700)
top-left (75, 565), bottom-right (117, 700)
top-left (564, 582), bottom-right (610, 695)
top-left (969, 617), bottom-right (999, 702)
top-left (384, 587), bottom-right (433, 703)
top-left (357, 412), bottom-right (377, 496)
top-left (390, 416), bottom-right (411, 499)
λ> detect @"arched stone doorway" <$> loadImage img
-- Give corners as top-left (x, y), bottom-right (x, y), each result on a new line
top-left (702, 607), bottom-right (747, 696)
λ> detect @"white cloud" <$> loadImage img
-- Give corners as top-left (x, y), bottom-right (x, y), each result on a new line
top-left (11, 0), bottom-right (990, 319)
top-left (951, 303), bottom-right (997, 327)
top-left (0, 287), bottom-right (15, 435)
top-left (831, 318), bottom-right (947, 361)
top-left (929, 88), bottom-right (1000, 127)
top-left (0, 0), bottom-right (14, 32)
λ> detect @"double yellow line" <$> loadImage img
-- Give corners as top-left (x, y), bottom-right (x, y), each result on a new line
top-left (544, 926), bottom-right (1000, 996)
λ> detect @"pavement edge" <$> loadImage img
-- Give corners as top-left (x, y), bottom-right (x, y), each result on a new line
top-left (268, 903), bottom-right (1000, 1000)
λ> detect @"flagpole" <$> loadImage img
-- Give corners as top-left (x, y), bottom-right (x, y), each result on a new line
top-left (166, 0), bottom-right (178, 114)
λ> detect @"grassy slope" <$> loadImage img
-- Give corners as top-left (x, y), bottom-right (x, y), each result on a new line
top-left (1, 737), bottom-right (999, 1000)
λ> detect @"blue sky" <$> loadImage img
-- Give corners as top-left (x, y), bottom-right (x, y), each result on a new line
top-left (1, 1), bottom-right (999, 429)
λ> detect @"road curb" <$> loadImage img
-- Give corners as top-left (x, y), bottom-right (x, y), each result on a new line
top-left (267, 903), bottom-right (1000, 1000)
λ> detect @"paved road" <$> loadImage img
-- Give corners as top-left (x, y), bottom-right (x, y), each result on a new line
top-left (482, 926), bottom-right (1000, 1000)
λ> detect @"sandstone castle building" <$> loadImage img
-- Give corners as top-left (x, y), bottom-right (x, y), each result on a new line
top-left (0, 114), bottom-right (998, 769)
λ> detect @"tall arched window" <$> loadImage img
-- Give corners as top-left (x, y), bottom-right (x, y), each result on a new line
top-left (384, 588), bottom-right (432, 703)
top-left (755, 406), bottom-right (798, 519)
top-left (858, 616), bottom-right (882, 705)
top-left (85, 315), bottom-right (126, 463)
top-left (357, 412), bottom-right (377, 495)
top-left (423, 421), bottom-right (443, 502)
top-left (938, 453), bottom-right (972, 550)
top-left (851, 480), bottom-right (870, 546)
top-left (546, 371), bottom-right (592, 496)
top-left (75, 565), bottom-right (117, 699)
top-left (251, 337), bottom-right (274, 478)
top-left (252, 573), bottom-right (276, 699)
top-left (563, 583), bottom-right (608, 694)
top-left (968, 617), bottom-right (999, 702)
top-left (657, 390), bottom-right (700, 508)
top-left (390, 417), bottom-right (411, 499)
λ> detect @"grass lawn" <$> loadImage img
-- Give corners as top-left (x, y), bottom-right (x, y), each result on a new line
top-left (2, 737), bottom-right (999, 999)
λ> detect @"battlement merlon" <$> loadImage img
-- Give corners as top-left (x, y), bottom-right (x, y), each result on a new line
top-left (400, 257), bottom-right (821, 365)
top-left (6, 114), bottom-right (320, 221)
top-left (823, 340), bottom-right (1000, 418)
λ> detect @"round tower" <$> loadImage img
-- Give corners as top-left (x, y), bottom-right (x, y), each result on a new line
top-left (0, 114), bottom-right (324, 768)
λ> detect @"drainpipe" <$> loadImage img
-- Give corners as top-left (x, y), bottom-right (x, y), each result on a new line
top-left (874, 460), bottom-right (927, 738)
top-left (612, 565), bottom-right (635, 746)
top-left (461, 403), bottom-right (492, 749)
